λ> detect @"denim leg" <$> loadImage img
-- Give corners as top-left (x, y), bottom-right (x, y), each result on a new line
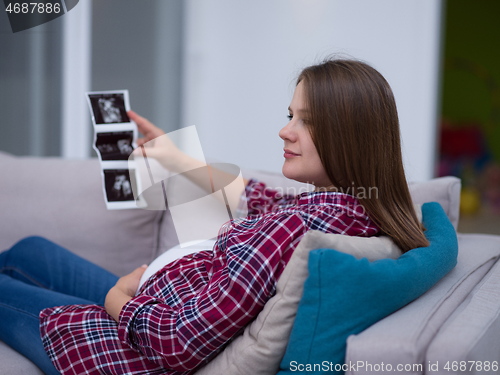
top-left (0, 236), bottom-right (121, 374)
top-left (0, 273), bottom-right (96, 375)
top-left (0, 236), bottom-right (119, 305)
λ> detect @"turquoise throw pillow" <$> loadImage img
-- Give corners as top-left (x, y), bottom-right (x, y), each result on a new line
top-left (278, 202), bottom-right (458, 375)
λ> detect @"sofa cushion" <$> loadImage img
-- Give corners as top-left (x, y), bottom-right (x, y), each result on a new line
top-left (277, 202), bottom-right (458, 375)
top-left (0, 342), bottom-right (43, 375)
top-left (425, 234), bottom-right (500, 368)
top-left (0, 155), bottom-right (163, 276)
top-left (409, 176), bottom-right (460, 229)
top-left (195, 230), bottom-right (402, 375)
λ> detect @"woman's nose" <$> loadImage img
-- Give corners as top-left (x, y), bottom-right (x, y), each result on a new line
top-left (279, 121), bottom-right (294, 141)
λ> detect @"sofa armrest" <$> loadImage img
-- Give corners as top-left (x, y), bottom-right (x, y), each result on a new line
top-left (425, 234), bottom-right (500, 373)
top-left (344, 233), bottom-right (500, 374)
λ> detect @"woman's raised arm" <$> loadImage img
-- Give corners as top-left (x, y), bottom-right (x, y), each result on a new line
top-left (129, 110), bottom-right (248, 214)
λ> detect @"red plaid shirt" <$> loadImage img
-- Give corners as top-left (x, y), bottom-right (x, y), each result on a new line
top-left (40, 180), bottom-right (379, 374)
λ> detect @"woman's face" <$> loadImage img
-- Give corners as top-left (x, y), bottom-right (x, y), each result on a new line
top-left (279, 81), bottom-right (332, 188)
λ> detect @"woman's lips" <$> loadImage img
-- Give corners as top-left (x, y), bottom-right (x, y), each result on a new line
top-left (284, 149), bottom-right (300, 158)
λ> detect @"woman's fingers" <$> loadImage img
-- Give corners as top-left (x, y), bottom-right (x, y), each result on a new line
top-left (128, 110), bottom-right (187, 171)
top-left (128, 110), bottom-right (164, 141)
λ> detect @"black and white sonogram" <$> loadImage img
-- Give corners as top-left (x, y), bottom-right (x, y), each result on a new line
top-left (103, 169), bottom-right (136, 202)
top-left (96, 131), bottom-right (134, 161)
top-left (88, 92), bottom-right (129, 124)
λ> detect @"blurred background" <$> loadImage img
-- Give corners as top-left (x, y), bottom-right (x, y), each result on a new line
top-left (1, 0), bottom-right (499, 234)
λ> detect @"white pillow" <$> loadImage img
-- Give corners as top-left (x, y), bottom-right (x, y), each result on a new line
top-left (194, 228), bottom-right (403, 375)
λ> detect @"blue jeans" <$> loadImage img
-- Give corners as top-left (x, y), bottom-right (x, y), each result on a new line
top-left (0, 236), bottom-right (119, 375)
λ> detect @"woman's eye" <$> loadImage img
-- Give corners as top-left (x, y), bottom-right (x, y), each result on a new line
top-left (287, 114), bottom-right (293, 120)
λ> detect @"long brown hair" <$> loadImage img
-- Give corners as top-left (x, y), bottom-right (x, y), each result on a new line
top-left (298, 58), bottom-right (429, 252)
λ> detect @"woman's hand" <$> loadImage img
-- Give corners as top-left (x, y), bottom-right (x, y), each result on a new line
top-left (128, 110), bottom-right (165, 147)
top-left (129, 110), bottom-right (197, 173)
top-left (105, 265), bottom-right (147, 322)
top-left (129, 110), bottom-right (246, 201)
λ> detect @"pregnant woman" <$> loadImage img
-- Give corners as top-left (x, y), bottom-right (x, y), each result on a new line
top-left (0, 58), bottom-right (427, 374)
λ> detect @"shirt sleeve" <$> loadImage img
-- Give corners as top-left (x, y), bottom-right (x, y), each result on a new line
top-left (117, 211), bottom-right (305, 372)
top-left (243, 178), bottom-right (297, 216)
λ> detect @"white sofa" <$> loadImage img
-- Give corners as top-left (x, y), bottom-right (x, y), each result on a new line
top-left (1, 151), bottom-right (500, 375)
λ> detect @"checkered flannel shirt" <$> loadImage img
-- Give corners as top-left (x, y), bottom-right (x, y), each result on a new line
top-left (40, 179), bottom-right (379, 374)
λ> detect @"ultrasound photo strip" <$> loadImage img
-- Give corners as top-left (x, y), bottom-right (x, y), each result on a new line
top-left (88, 91), bottom-right (130, 125)
top-left (86, 90), bottom-right (144, 209)
top-left (96, 131), bottom-right (135, 161)
top-left (103, 169), bottom-right (135, 202)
